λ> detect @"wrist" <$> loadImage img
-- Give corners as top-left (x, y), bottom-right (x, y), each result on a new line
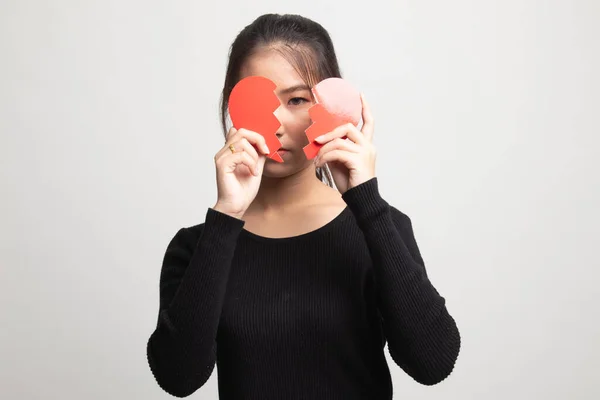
top-left (212, 202), bottom-right (245, 220)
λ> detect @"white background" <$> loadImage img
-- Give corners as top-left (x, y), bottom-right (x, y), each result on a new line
top-left (1, 0), bottom-right (599, 399)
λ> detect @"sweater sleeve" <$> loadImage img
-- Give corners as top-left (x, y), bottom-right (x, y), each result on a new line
top-left (146, 208), bottom-right (245, 397)
top-left (341, 177), bottom-right (461, 386)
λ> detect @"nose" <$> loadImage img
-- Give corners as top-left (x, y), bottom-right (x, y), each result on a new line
top-left (273, 105), bottom-right (286, 138)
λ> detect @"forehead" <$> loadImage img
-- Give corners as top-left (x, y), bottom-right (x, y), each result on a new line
top-left (239, 49), bottom-right (306, 89)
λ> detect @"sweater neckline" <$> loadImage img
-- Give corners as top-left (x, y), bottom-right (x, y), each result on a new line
top-left (239, 206), bottom-right (351, 244)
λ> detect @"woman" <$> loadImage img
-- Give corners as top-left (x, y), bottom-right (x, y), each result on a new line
top-left (146, 13), bottom-right (460, 399)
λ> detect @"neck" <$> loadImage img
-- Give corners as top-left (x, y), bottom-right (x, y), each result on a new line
top-left (248, 164), bottom-right (330, 214)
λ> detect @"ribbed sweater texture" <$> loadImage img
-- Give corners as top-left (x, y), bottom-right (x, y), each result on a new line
top-left (146, 177), bottom-right (461, 399)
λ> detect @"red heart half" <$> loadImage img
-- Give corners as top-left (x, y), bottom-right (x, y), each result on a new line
top-left (228, 76), bottom-right (284, 163)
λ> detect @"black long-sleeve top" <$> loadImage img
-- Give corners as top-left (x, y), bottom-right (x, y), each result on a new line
top-left (146, 177), bottom-right (461, 399)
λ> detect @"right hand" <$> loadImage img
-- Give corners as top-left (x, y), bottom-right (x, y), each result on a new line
top-left (213, 127), bottom-right (270, 219)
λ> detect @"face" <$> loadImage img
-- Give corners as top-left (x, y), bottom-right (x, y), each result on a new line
top-left (238, 49), bottom-right (316, 178)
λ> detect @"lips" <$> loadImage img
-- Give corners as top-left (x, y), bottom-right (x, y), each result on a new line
top-left (276, 148), bottom-right (291, 157)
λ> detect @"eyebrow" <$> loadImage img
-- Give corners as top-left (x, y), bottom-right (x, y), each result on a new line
top-left (278, 84), bottom-right (311, 95)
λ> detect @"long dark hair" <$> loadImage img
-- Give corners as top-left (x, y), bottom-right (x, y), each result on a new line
top-left (219, 14), bottom-right (342, 187)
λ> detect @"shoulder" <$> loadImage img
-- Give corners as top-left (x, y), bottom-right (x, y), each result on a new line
top-left (388, 205), bottom-right (413, 228)
top-left (164, 222), bottom-right (206, 254)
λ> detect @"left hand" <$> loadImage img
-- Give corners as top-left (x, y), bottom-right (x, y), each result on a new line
top-left (314, 93), bottom-right (376, 194)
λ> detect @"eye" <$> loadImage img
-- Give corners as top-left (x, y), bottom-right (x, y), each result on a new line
top-left (288, 97), bottom-right (309, 106)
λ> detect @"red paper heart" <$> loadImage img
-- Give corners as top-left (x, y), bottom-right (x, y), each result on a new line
top-left (229, 76), bottom-right (284, 163)
top-left (303, 78), bottom-right (362, 160)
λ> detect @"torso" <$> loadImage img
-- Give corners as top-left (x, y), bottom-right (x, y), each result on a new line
top-left (215, 198), bottom-right (391, 399)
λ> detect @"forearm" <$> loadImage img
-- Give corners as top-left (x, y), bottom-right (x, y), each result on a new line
top-left (342, 178), bottom-right (460, 384)
top-left (147, 208), bottom-right (245, 396)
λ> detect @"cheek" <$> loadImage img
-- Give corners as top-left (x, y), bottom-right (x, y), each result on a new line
top-left (284, 108), bottom-right (312, 138)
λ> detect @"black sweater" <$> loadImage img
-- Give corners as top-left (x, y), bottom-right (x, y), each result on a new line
top-left (146, 177), bottom-right (460, 399)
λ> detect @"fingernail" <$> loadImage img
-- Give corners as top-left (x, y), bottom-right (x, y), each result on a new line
top-left (315, 136), bottom-right (324, 143)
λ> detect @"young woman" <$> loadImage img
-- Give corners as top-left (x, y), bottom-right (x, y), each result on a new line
top-left (146, 13), bottom-right (460, 400)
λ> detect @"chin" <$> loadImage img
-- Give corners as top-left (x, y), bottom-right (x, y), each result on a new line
top-left (262, 157), bottom-right (313, 178)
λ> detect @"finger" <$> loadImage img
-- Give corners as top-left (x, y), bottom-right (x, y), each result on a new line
top-left (313, 124), bottom-right (348, 144)
top-left (229, 128), bottom-right (270, 155)
top-left (360, 93), bottom-right (375, 141)
top-left (215, 137), bottom-right (241, 161)
top-left (315, 149), bottom-right (354, 168)
top-left (234, 138), bottom-right (259, 162)
top-left (341, 123), bottom-right (366, 145)
top-left (215, 137), bottom-right (262, 165)
top-left (225, 126), bottom-right (237, 141)
top-left (217, 127), bottom-right (238, 159)
top-left (223, 151), bottom-right (259, 176)
top-left (217, 129), bottom-right (266, 161)
top-left (317, 137), bottom-right (360, 160)
top-left (215, 127), bottom-right (238, 160)
top-left (314, 123), bottom-right (365, 146)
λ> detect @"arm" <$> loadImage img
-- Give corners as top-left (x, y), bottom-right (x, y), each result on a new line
top-left (146, 208), bottom-right (245, 397)
top-left (342, 177), bottom-right (461, 385)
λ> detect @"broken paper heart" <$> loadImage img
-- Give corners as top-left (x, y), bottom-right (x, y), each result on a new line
top-left (228, 76), bottom-right (284, 163)
top-left (303, 77), bottom-right (362, 160)
top-left (228, 76), bottom-right (362, 162)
